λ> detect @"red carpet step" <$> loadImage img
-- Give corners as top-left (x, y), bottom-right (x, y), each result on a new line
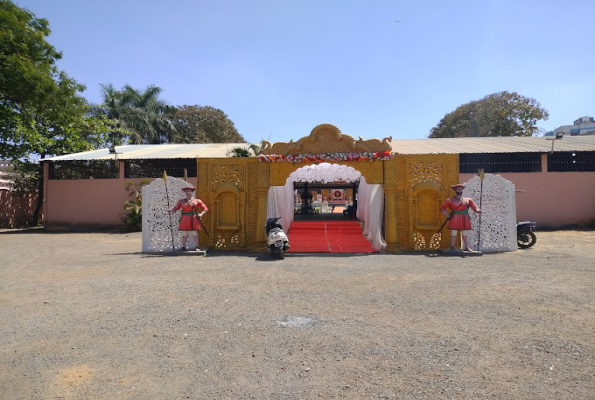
top-left (286, 220), bottom-right (376, 253)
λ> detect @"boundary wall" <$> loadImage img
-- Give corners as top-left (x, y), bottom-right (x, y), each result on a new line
top-left (460, 155), bottom-right (595, 227)
top-left (42, 160), bottom-right (595, 231)
top-left (0, 190), bottom-right (39, 228)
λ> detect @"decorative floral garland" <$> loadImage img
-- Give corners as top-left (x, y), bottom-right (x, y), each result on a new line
top-left (258, 151), bottom-right (393, 163)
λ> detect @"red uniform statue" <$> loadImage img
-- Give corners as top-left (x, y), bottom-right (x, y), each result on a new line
top-left (440, 183), bottom-right (482, 251)
top-left (169, 186), bottom-right (208, 251)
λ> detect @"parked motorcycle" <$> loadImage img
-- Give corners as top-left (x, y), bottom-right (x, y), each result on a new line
top-left (266, 217), bottom-right (290, 259)
top-left (517, 221), bottom-right (537, 249)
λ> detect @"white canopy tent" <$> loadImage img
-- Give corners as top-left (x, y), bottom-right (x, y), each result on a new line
top-left (266, 163), bottom-right (387, 251)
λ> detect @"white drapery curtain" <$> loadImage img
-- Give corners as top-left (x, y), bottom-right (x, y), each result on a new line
top-left (356, 177), bottom-right (387, 251)
top-left (266, 177), bottom-right (295, 233)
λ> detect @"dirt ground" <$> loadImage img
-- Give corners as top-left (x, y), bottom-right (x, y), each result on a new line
top-left (0, 229), bottom-right (593, 399)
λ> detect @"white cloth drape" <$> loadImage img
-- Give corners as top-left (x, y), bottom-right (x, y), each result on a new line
top-left (266, 177), bottom-right (295, 232)
top-left (356, 177), bottom-right (387, 251)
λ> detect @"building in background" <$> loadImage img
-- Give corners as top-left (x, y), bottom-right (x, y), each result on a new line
top-left (40, 136), bottom-right (595, 232)
top-left (0, 159), bottom-right (14, 190)
top-left (545, 116), bottom-right (595, 137)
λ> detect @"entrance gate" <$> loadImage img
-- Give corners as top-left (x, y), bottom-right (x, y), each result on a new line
top-left (194, 124), bottom-right (459, 252)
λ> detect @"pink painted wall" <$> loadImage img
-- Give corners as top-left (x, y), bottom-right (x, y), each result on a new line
top-left (43, 162), bottom-right (197, 230)
top-left (461, 155), bottom-right (595, 227)
top-left (42, 156), bottom-right (594, 230)
top-left (44, 178), bottom-right (145, 228)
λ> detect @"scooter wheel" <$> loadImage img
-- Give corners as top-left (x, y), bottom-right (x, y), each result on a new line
top-left (276, 248), bottom-right (285, 260)
top-left (517, 232), bottom-right (537, 249)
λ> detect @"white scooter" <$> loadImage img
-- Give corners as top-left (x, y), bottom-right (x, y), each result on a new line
top-left (265, 217), bottom-right (290, 259)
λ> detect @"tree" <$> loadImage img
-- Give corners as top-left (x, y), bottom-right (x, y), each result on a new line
top-left (0, 0), bottom-right (121, 225)
top-left (171, 105), bottom-right (245, 144)
top-left (97, 84), bottom-right (177, 144)
top-left (429, 91), bottom-right (549, 138)
top-left (227, 142), bottom-right (264, 157)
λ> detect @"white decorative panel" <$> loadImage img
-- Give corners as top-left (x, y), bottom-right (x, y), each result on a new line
top-left (463, 174), bottom-right (517, 252)
top-left (142, 177), bottom-right (194, 252)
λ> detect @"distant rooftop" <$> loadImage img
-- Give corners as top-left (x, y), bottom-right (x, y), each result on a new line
top-left (43, 143), bottom-right (250, 161)
top-left (42, 136), bottom-right (595, 162)
top-left (390, 135), bottom-right (595, 154)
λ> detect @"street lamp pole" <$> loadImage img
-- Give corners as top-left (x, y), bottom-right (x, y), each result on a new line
top-left (546, 131), bottom-right (564, 153)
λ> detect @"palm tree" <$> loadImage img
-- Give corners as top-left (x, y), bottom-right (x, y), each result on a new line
top-left (98, 84), bottom-right (177, 144)
top-left (227, 141), bottom-right (265, 157)
top-left (228, 147), bottom-right (251, 157)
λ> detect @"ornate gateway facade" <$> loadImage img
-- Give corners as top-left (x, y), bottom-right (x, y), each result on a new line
top-left (192, 124), bottom-right (460, 252)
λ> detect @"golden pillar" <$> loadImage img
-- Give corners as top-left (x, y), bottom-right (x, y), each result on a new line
top-left (254, 161), bottom-right (271, 249)
top-left (384, 183), bottom-right (399, 252)
top-left (383, 158), bottom-right (400, 252)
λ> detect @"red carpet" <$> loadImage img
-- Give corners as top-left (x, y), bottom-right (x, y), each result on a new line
top-left (286, 221), bottom-right (376, 253)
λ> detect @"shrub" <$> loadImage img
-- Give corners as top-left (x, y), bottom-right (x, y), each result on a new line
top-left (121, 179), bottom-right (150, 231)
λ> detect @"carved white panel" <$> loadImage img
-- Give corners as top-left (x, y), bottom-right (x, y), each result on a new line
top-left (142, 177), bottom-right (194, 252)
top-left (463, 174), bottom-right (517, 252)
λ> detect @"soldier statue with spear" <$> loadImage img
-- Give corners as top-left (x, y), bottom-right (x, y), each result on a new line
top-left (440, 183), bottom-right (482, 252)
top-left (168, 184), bottom-right (209, 251)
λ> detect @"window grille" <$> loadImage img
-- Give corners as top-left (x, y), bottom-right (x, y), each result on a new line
top-left (48, 160), bottom-right (119, 179)
top-left (124, 159), bottom-right (197, 178)
top-left (459, 153), bottom-right (542, 173)
top-left (547, 151), bottom-right (595, 172)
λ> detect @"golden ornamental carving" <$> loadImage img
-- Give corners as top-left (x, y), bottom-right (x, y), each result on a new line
top-left (214, 231), bottom-right (240, 249)
top-left (256, 160), bottom-right (270, 187)
top-left (384, 158), bottom-right (398, 185)
top-left (212, 164), bottom-right (244, 192)
top-left (413, 230), bottom-right (442, 250)
top-left (447, 158), bottom-right (459, 184)
top-left (408, 160), bottom-right (443, 188)
top-left (246, 161), bottom-right (259, 247)
top-left (261, 123), bottom-right (392, 155)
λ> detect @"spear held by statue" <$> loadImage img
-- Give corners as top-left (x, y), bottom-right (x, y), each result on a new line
top-left (162, 171), bottom-right (177, 253)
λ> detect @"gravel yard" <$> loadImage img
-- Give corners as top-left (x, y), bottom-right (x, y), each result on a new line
top-left (0, 229), bottom-right (593, 399)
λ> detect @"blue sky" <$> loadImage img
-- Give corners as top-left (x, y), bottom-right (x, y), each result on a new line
top-left (15, 0), bottom-right (595, 144)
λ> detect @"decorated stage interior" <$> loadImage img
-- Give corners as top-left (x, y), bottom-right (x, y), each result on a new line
top-left (285, 179), bottom-right (374, 253)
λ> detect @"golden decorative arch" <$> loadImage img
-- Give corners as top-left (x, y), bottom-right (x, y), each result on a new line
top-left (195, 125), bottom-right (459, 253)
top-left (262, 123), bottom-right (391, 186)
top-left (261, 123), bottom-right (392, 155)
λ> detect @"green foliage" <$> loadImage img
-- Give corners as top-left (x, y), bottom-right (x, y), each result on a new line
top-left (0, 1), bottom-right (60, 113)
top-left (171, 105), bottom-right (245, 144)
top-left (1, 1), bottom-right (123, 224)
top-left (1, 1), bottom-right (122, 161)
top-left (247, 142), bottom-right (264, 156)
top-left (95, 84), bottom-right (177, 144)
top-left (429, 91), bottom-right (549, 138)
top-left (121, 179), bottom-right (151, 231)
top-left (228, 147), bottom-right (251, 157)
top-left (8, 160), bottom-right (37, 194)
top-left (227, 142), bottom-right (264, 157)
